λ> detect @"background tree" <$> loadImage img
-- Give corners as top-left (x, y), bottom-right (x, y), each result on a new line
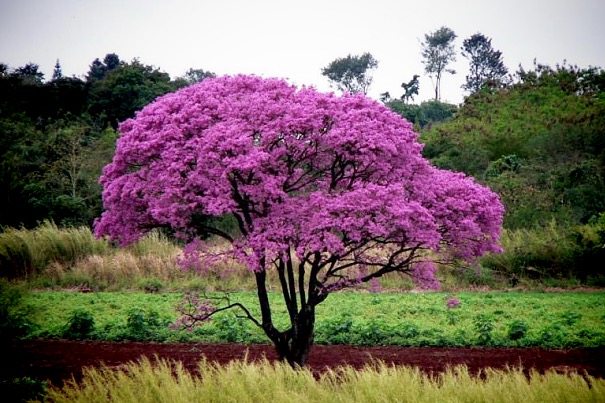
top-left (421, 26), bottom-right (457, 100)
top-left (401, 74), bottom-right (420, 103)
top-left (52, 59), bottom-right (63, 81)
top-left (11, 63), bottom-right (45, 85)
top-left (461, 33), bottom-right (509, 93)
top-left (171, 68), bottom-right (217, 89)
top-left (86, 53), bottom-right (122, 83)
top-left (95, 75), bottom-right (504, 367)
top-left (379, 91), bottom-right (392, 103)
top-left (86, 57), bottom-right (173, 128)
top-left (421, 62), bottom-right (605, 229)
top-left (386, 99), bottom-right (457, 129)
top-left (321, 52), bottom-right (378, 94)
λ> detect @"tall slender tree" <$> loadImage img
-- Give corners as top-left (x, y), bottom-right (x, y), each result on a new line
top-left (401, 74), bottom-right (420, 103)
top-left (52, 59), bottom-right (63, 81)
top-left (461, 33), bottom-right (509, 93)
top-left (421, 27), bottom-right (457, 100)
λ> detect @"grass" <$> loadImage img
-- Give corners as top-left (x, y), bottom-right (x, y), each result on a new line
top-left (0, 221), bottom-right (108, 278)
top-left (4, 222), bottom-right (602, 292)
top-left (43, 357), bottom-right (605, 403)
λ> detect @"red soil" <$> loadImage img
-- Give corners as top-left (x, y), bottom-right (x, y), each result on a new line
top-left (3, 340), bottom-right (603, 386)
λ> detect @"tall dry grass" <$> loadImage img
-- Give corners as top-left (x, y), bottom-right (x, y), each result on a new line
top-left (45, 357), bottom-right (605, 403)
top-left (0, 221), bottom-right (108, 278)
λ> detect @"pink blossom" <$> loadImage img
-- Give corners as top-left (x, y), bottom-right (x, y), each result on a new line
top-left (95, 74), bottom-right (504, 292)
top-left (446, 296), bottom-right (461, 309)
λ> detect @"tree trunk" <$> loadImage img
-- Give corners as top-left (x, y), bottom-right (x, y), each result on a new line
top-left (274, 308), bottom-right (316, 367)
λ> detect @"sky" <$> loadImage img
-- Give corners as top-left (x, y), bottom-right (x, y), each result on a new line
top-left (1, 0), bottom-right (604, 104)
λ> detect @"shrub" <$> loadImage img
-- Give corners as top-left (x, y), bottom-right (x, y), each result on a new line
top-left (125, 309), bottom-right (169, 341)
top-left (507, 320), bottom-right (529, 341)
top-left (474, 314), bottom-right (495, 345)
top-left (0, 280), bottom-right (34, 340)
top-left (63, 309), bottom-right (95, 340)
top-left (0, 377), bottom-right (47, 403)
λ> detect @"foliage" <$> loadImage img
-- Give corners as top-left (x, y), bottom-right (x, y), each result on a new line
top-left (507, 319), bottom-right (529, 341)
top-left (0, 114), bottom-right (118, 227)
top-left (124, 308), bottom-right (170, 341)
top-left (480, 216), bottom-right (605, 281)
top-left (0, 279), bottom-right (34, 340)
top-left (385, 99), bottom-right (457, 129)
top-left (461, 33), bottom-right (509, 93)
top-left (0, 377), bottom-right (47, 403)
top-left (171, 68), bottom-right (217, 89)
top-left (95, 75), bottom-right (504, 366)
top-left (421, 62), bottom-right (605, 230)
top-left (321, 53), bottom-right (379, 94)
top-left (421, 26), bottom-right (457, 100)
top-left (473, 313), bottom-right (495, 345)
top-left (86, 58), bottom-right (174, 128)
top-left (63, 309), bottom-right (96, 340)
top-left (400, 74), bottom-right (420, 103)
top-left (21, 290), bottom-right (605, 349)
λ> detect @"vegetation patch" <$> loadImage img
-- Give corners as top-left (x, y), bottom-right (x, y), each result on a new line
top-left (45, 357), bottom-right (605, 403)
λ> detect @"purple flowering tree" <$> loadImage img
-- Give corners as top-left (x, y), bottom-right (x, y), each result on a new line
top-left (95, 75), bottom-right (504, 367)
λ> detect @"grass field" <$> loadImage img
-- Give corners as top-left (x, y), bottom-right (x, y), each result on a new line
top-left (43, 357), bottom-right (605, 403)
top-left (16, 290), bottom-right (605, 348)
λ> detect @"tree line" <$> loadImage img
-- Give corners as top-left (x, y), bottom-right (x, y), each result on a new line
top-left (0, 53), bottom-right (217, 228)
top-left (1, 25), bottom-right (603, 233)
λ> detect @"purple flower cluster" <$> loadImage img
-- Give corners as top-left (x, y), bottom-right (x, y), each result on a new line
top-left (95, 75), bottom-right (504, 291)
top-left (446, 296), bottom-right (461, 309)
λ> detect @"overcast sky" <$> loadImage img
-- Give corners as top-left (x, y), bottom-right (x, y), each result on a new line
top-left (1, 0), bottom-right (604, 104)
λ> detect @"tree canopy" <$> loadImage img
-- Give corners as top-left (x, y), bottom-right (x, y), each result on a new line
top-left (321, 53), bottom-right (378, 95)
top-left (95, 75), bottom-right (504, 366)
top-left (461, 33), bottom-right (509, 93)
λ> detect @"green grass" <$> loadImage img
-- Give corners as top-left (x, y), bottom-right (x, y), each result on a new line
top-left (44, 357), bottom-right (605, 403)
top-left (19, 290), bottom-right (605, 348)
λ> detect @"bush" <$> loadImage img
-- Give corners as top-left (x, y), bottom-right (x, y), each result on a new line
top-left (63, 309), bottom-right (95, 340)
top-left (315, 317), bottom-right (354, 345)
top-left (507, 320), bottom-right (529, 341)
top-left (124, 309), bottom-right (169, 341)
top-left (474, 314), bottom-right (495, 345)
top-left (0, 377), bottom-right (47, 403)
top-left (479, 218), bottom-right (605, 282)
top-left (0, 280), bottom-right (34, 340)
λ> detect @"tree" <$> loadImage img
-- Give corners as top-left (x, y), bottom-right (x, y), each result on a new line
top-left (87, 58), bottom-right (173, 128)
top-left (52, 59), bottom-right (63, 81)
top-left (379, 91), bottom-right (392, 103)
top-left (11, 63), bottom-right (45, 85)
top-left (95, 75), bottom-right (504, 367)
top-left (86, 53), bottom-right (121, 83)
top-left (461, 33), bottom-right (509, 93)
top-left (401, 74), bottom-right (420, 103)
top-left (321, 53), bottom-right (378, 94)
top-left (387, 99), bottom-right (457, 129)
top-left (421, 27), bottom-right (457, 100)
top-left (171, 68), bottom-right (217, 89)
